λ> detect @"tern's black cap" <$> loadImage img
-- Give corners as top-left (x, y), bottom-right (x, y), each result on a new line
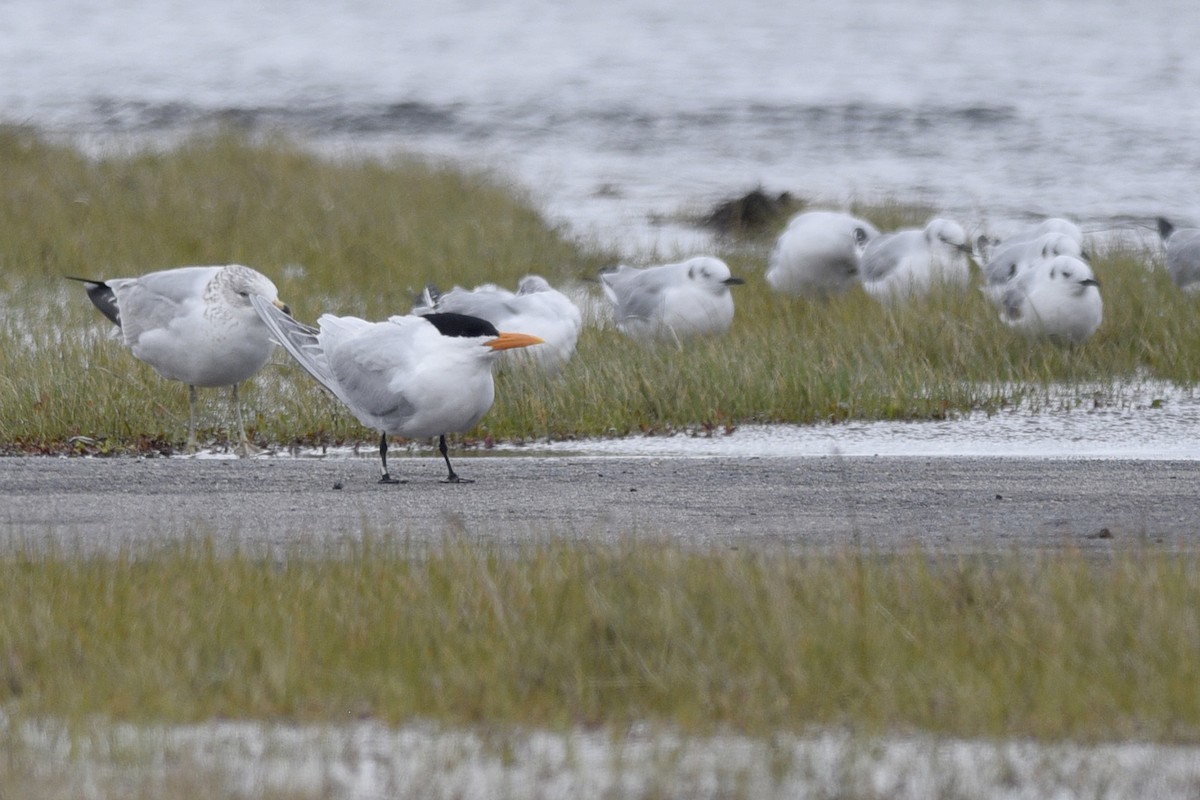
top-left (422, 312), bottom-right (501, 339)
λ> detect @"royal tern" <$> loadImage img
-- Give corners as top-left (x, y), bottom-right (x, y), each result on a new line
top-left (413, 274), bottom-right (582, 371)
top-left (251, 297), bottom-right (543, 483)
top-left (1157, 217), bottom-right (1200, 292)
top-left (70, 264), bottom-right (288, 456)
top-left (599, 256), bottom-right (744, 343)
top-left (766, 210), bottom-right (880, 297)
top-left (860, 218), bottom-right (974, 301)
top-left (999, 255), bottom-right (1102, 343)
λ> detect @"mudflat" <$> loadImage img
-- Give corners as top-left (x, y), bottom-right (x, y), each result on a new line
top-left (0, 453), bottom-right (1193, 553)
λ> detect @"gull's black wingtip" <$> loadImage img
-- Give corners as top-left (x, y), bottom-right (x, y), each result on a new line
top-left (66, 276), bottom-right (121, 328)
top-left (1157, 217), bottom-right (1175, 241)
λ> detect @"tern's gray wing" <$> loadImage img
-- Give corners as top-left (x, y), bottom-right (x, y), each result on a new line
top-left (860, 231), bottom-right (915, 282)
top-left (321, 317), bottom-right (428, 422)
top-left (1167, 229), bottom-right (1200, 288)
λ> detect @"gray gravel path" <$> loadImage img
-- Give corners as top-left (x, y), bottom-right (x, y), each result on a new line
top-left (1, 453), bottom-right (1195, 553)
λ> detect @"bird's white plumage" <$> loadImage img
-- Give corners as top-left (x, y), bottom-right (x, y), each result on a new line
top-left (412, 274), bottom-right (582, 371)
top-left (254, 304), bottom-right (498, 439)
top-left (1000, 255), bottom-right (1102, 343)
top-left (599, 256), bottom-right (743, 342)
top-left (993, 218), bottom-right (1084, 250)
top-left (980, 232), bottom-right (1084, 306)
top-left (766, 211), bottom-right (880, 297)
top-left (252, 297), bottom-right (543, 481)
top-left (74, 263), bottom-right (285, 454)
top-left (1157, 218), bottom-right (1200, 292)
top-left (860, 218), bottom-right (973, 301)
top-left (100, 264), bottom-right (283, 387)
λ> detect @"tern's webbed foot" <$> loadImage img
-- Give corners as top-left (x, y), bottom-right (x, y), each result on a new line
top-left (441, 475), bottom-right (474, 484)
top-left (379, 474), bottom-right (407, 485)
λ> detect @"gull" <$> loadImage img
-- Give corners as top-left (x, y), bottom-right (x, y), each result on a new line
top-left (599, 256), bottom-right (744, 343)
top-left (766, 210), bottom-right (880, 297)
top-left (251, 297), bottom-right (543, 484)
top-left (412, 274), bottom-right (582, 372)
top-left (69, 264), bottom-right (289, 456)
top-left (980, 232), bottom-right (1084, 306)
top-left (1156, 217), bottom-right (1200, 292)
top-left (996, 217), bottom-right (1084, 249)
top-left (859, 218), bottom-right (974, 302)
top-left (999, 255), bottom-right (1102, 343)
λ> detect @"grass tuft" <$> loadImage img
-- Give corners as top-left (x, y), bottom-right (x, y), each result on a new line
top-left (0, 126), bottom-right (1197, 451)
top-left (0, 537), bottom-right (1197, 741)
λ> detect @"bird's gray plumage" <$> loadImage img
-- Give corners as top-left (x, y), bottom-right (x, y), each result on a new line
top-left (1158, 217), bottom-right (1200, 291)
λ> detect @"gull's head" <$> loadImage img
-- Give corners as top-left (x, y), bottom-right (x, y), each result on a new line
top-left (516, 275), bottom-right (553, 295)
top-left (220, 264), bottom-right (290, 316)
top-left (1034, 217), bottom-right (1084, 245)
top-left (973, 234), bottom-right (1000, 262)
top-left (422, 312), bottom-right (544, 355)
top-left (851, 225), bottom-right (875, 249)
top-left (1037, 232), bottom-right (1083, 261)
top-left (925, 219), bottom-right (972, 256)
top-left (1046, 255), bottom-right (1100, 296)
top-left (685, 256), bottom-right (745, 294)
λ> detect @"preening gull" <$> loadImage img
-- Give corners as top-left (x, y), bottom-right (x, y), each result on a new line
top-left (70, 264), bottom-right (289, 456)
top-left (765, 210), bottom-right (880, 297)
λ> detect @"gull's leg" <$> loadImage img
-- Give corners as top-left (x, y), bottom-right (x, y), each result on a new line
top-left (379, 432), bottom-right (404, 484)
top-left (186, 384), bottom-right (199, 454)
top-left (232, 383), bottom-right (259, 457)
top-left (439, 434), bottom-right (473, 484)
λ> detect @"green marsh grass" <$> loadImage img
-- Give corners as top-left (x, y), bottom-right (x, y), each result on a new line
top-left (0, 125), bottom-right (1196, 451)
top-left (1, 538), bottom-right (1199, 741)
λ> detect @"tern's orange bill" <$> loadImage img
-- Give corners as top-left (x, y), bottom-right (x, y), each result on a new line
top-left (487, 332), bottom-right (545, 351)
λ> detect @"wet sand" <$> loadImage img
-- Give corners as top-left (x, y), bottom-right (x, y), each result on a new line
top-left (1, 453), bottom-right (1194, 552)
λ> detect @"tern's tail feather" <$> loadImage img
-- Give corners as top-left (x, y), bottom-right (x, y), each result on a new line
top-left (249, 294), bottom-right (343, 400)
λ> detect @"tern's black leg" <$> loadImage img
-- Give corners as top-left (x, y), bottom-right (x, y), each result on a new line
top-left (439, 434), bottom-right (473, 484)
top-left (378, 432), bottom-right (405, 484)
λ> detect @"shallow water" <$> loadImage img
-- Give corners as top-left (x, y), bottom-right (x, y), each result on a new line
top-left (241, 383), bottom-right (1200, 462)
top-left (12, 716), bottom-right (1200, 800)
top-left (508, 385), bottom-right (1200, 461)
top-left (4, 0), bottom-right (1199, 254)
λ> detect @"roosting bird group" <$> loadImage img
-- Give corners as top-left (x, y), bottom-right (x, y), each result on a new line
top-left (69, 204), bottom-right (1192, 480)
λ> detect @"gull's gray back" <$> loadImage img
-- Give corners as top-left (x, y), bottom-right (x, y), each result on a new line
top-left (1166, 228), bottom-right (1200, 289)
top-left (860, 230), bottom-right (919, 282)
